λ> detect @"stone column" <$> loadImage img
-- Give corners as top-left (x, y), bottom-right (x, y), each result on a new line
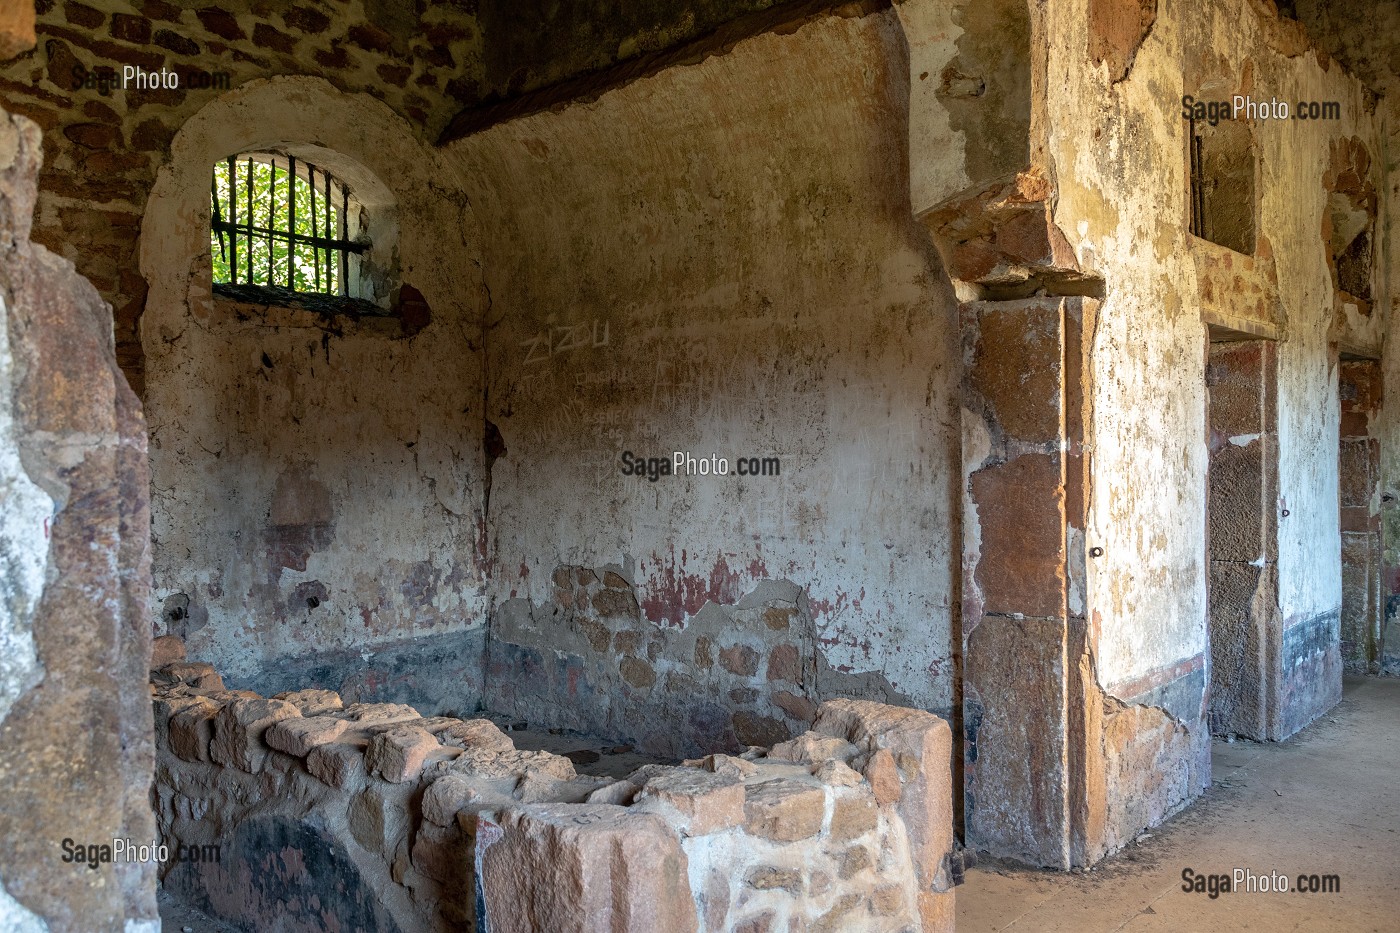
top-left (0, 100), bottom-right (159, 931)
top-left (960, 296), bottom-right (1100, 869)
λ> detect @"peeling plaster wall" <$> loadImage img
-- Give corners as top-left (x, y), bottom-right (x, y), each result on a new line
top-left (1048, 0), bottom-right (1378, 741)
top-left (1290, 0), bottom-right (1400, 676)
top-left (447, 10), bottom-right (961, 755)
top-left (141, 78), bottom-right (490, 707)
top-left (896, 0), bottom-right (1032, 215)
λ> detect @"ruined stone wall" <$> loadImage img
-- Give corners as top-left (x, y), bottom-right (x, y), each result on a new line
top-left (0, 99), bottom-right (158, 930)
top-left (1052, 0), bottom-right (1377, 718)
top-left (139, 77), bottom-right (491, 709)
top-left (151, 656), bottom-right (954, 932)
top-left (447, 8), bottom-right (963, 758)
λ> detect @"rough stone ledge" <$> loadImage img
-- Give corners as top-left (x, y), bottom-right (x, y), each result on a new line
top-left (151, 655), bottom-right (954, 932)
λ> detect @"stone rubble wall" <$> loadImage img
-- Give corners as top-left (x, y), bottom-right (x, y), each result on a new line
top-left (151, 648), bottom-right (953, 933)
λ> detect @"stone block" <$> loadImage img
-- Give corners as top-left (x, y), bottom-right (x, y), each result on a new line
top-left (745, 865), bottom-right (801, 892)
top-left (733, 711), bottom-right (788, 747)
top-left (774, 690), bottom-right (818, 723)
top-left (448, 748), bottom-right (576, 781)
top-left (423, 773), bottom-right (515, 827)
top-left (836, 844), bottom-right (871, 879)
top-left (154, 660), bottom-right (224, 691)
top-left (438, 718), bottom-right (515, 753)
top-left (481, 805), bottom-right (697, 933)
top-left (920, 890), bottom-right (956, 933)
top-left (209, 697), bottom-right (301, 772)
top-left (828, 787), bottom-right (878, 843)
top-left (766, 644), bottom-right (800, 683)
top-left (585, 780), bottom-right (640, 805)
top-left (152, 692), bottom-right (210, 745)
top-left (514, 768), bottom-right (570, 803)
top-left (685, 753), bottom-right (757, 779)
top-left (631, 766), bottom-right (745, 836)
top-left (272, 688), bottom-right (343, 716)
top-left (743, 779), bottom-right (825, 841)
top-left (862, 747), bottom-right (901, 806)
top-left (264, 715), bottom-right (348, 757)
top-left (812, 759), bottom-right (863, 787)
top-left (815, 699), bottom-right (953, 893)
top-left (348, 786), bottom-right (408, 858)
top-left (768, 731), bottom-right (857, 764)
top-left (873, 882), bottom-right (907, 915)
top-left (720, 644), bottom-right (761, 676)
top-left (306, 741), bottom-right (368, 789)
top-left (968, 454), bottom-right (1066, 618)
top-left (150, 634), bottom-right (185, 668)
top-left (412, 821), bottom-right (470, 884)
top-left (339, 702), bottom-right (421, 728)
top-left (168, 699), bottom-right (218, 762)
top-left (812, 892), bottom-right (861, 933)
top-left (365, 726), bottom-right (439, 783)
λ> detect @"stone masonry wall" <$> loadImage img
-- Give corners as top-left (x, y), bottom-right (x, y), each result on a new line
top-left (150, 651), bottom-right (954, 932)
top-left (0, 97), bottom-right (158, 931)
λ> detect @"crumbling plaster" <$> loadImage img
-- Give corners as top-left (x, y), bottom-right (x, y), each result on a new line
top-left (1046, 0), bottom-right (1378, 734)
top-left (140, 77), bottom-right (490, 695)
top-left (447, 8), bottom-right (963, 747)
top-left (1290, 0), bottom-right (1400, 674)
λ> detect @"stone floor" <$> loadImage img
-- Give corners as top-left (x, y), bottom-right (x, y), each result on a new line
top-left (958, 675), bottom-right (1400, 933)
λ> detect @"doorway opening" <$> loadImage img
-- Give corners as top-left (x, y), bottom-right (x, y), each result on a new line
top-left (1339, 357), bottom-right (1382, 673)
top-left (1205, 332), bottom-right (1278, 739)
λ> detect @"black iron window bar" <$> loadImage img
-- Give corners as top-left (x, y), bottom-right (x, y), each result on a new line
top-left (1188, 118), bottom-right (1212, 241)
top-left (211, 153), bottom-right (366, 296)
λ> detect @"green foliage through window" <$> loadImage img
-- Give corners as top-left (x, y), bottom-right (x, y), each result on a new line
top-left (211, 155), bottom-right (356, 295)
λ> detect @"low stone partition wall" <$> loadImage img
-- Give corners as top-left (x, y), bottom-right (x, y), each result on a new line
top-left (150, 647), bottom-right (954, 933)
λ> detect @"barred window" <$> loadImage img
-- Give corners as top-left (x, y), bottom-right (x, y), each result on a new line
top-left (210, 152), bottom-right (366, 296)
top-left (1188, 119), bottom-right (1256, 255)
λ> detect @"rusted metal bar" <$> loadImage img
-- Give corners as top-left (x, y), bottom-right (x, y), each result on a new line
top-left (267, 160), bottom-right (277, 285)
top-left (210, 170), bottom-right (226, 264)
top-left (227, 156), bottom-right (237, 283)
top-left (340, 187), bottom-right (348, 296)
top-left (211, 220), bottom-right (367, 253)
top-left (309, 164), bottom-right (319, 292)
top-left (325, 170), bottom-right (333, 292)
top-left (245, 157), bottom-right (252, 284)
top-left (287, 155), bottom-right (297, 289)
